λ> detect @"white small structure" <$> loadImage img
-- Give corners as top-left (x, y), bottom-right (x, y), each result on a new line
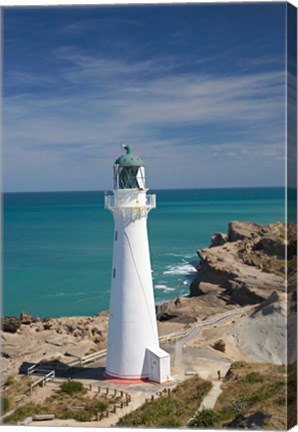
top-left (104, 145), bottom-right (171, 383)
top-left (146, 346), bottom-right (171, 383)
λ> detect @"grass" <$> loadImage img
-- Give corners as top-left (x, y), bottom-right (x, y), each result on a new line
top-left (2, 375), bottom-right (34, 416)
top-left (1, 396), bottom-right (10, 414)
top-left (117, 375), bottom-right (212, 427)
top-left (2, 404), bottom-right (47, 424)
top-left (3, 382), bottom-right (115, 425)
top-left (190, 362), bottom-right (287, 430)
top-left (189, 408), bottom-right (223, 427)
top-left (287, 361), bottom-right (297, 429)
top-left (244, 371), bottom-right (264, 384)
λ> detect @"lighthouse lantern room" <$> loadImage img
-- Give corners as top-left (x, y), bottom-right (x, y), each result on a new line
top-left (104, 145), bottom-right (171, 383)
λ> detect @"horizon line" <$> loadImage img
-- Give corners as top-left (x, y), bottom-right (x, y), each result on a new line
top-left (2, 185), bottom-right (287, 194)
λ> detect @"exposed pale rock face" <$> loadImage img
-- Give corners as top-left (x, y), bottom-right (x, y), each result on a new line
top-left (20, 312), bottom-right (34, 325)
top-left (189, 222), bottom-right (288, 304)
top-left (227, 296), bottom-right (287, 365)
top-left (228, 221), bottom-right (266, 242)
top-left (1, 312), bottom-right (109, 382)
top-left (157, 222), bottom-right (294, 324)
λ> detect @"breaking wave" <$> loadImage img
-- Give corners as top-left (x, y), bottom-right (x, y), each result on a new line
top-left (163, 262), bottom-right (196, 276)
top-left (154, 284), bottom-right (176, 292)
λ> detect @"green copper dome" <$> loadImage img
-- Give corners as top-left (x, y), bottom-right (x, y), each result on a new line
top-left (115, 145), bottom-right (144, 167)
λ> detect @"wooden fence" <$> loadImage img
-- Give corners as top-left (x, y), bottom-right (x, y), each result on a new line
top-left (70, 349), bottom-right (107, 367)
top-left (29, 370), bottom-right (55, 395)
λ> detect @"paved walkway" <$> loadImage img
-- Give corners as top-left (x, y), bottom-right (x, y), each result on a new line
top-left (199, 380), bottom-right (222, 410)
top-left (184, 380), bottom-right (223, 427)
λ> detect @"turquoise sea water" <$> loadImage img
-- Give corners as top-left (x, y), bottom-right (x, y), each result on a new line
top-left (3, 188), bottom-right (285, 318)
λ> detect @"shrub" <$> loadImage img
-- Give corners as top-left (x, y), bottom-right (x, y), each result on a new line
top-left (190, 409), bottom-right (220, 427)
top-left (90, 400), bottom-right (108, 414)
top-left (59, 381), bottom-right (86, 396)
top-left (60, 409), bottom-right (93, 422)
top-left (73, 410), bottom-right (93, 422)
top-left (1, 396), bottom-right (10, 414)
top-left (212, 339), bottom-right (226, 353)
top-left (229, 397), bottom-right (249, 414)
top-left (4, 376), bottom-right (15, 387)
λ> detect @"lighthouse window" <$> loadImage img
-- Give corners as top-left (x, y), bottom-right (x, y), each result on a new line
top-left (113, 268), bottom-right (116, 278)
top-left (119, 166), bottom-right (139, 189)
top-left (115, 231), bottom-right (118, 241)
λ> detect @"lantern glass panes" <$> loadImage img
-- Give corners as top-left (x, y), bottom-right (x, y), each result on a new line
top-left (113, 164), bottom-right (146, 190)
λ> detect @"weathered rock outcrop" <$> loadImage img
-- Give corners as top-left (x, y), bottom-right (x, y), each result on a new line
top-left (157, 221), bottom-right (295, 323)
top-left (20, 312), bottom-right (34, 325)
top-left (1, 316), bottom-right (21, 333)
top-left (1, 312), bottom-right (109, 381)
top-left (189, 222), bottom-right (291, 306)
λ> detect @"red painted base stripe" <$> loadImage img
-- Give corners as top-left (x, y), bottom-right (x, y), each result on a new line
top-left (105, 371), bottom-right (172, 385)
top-left (105, 371), bottom-right (149, 383)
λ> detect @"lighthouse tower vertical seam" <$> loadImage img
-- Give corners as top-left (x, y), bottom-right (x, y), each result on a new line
top-left (104, 145), bottom-right (171, 383)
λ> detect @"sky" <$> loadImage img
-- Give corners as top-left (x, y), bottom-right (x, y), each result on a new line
top-left (3, 3), bottom-right (287, 192)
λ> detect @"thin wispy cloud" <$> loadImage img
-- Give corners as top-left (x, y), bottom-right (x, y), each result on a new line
top-left (3, 4), bottom-right (287, 192)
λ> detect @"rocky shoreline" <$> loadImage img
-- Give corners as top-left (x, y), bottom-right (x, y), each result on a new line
top-left (156, 220), bottom-right (295, 323)
top-left (2, 221), bottom-right (296, 382)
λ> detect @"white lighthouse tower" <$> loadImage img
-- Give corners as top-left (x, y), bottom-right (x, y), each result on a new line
top-left (104, 145), bottom-right (171, 383)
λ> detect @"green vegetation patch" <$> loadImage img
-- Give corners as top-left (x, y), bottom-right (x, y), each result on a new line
top-left (117, 375), bottom-right (212, 427)
top-left (287, 361), bottom-right (297, 429)
top-left (190, 362), bottom-right (286, 430)
top-left (189, 408), bottom-right (226, 428)
top-left (244, 371), bottom-right (264, 384)
top-left (59, 381), bottom-right (86, 396)
top-left (4, 376), bottom-right (15, 387)
top-left (3, 404), bottom-right (47, 424)
top-left (3, 383), bottom-right (114, 425)
top-left (1, 396), bottom-right (10, 414)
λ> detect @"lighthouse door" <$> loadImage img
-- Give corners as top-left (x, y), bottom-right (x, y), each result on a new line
top-left (148, 354), bottom-right (159, 382)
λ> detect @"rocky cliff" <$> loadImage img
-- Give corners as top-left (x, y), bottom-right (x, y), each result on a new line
top-left (156, 221), bottom-right (296, 323)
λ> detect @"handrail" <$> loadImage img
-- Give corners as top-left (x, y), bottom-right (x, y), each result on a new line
top-left (30, 370), bottom-right (55, 394)
top-left (158, 306), bottom-right (253, 344)
top-left (69, 307), bottom-right (253, 367)
top-left (68, 349), bottom-right (107, 367)
top-left (27, 364), bottom-right (38, 376)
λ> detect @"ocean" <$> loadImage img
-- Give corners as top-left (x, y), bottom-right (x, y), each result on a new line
top-left (3, 187), bottom-right (285, 318)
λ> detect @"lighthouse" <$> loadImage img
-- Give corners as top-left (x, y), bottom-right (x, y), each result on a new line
top-left (104, 145), bottom-right (171, 383)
